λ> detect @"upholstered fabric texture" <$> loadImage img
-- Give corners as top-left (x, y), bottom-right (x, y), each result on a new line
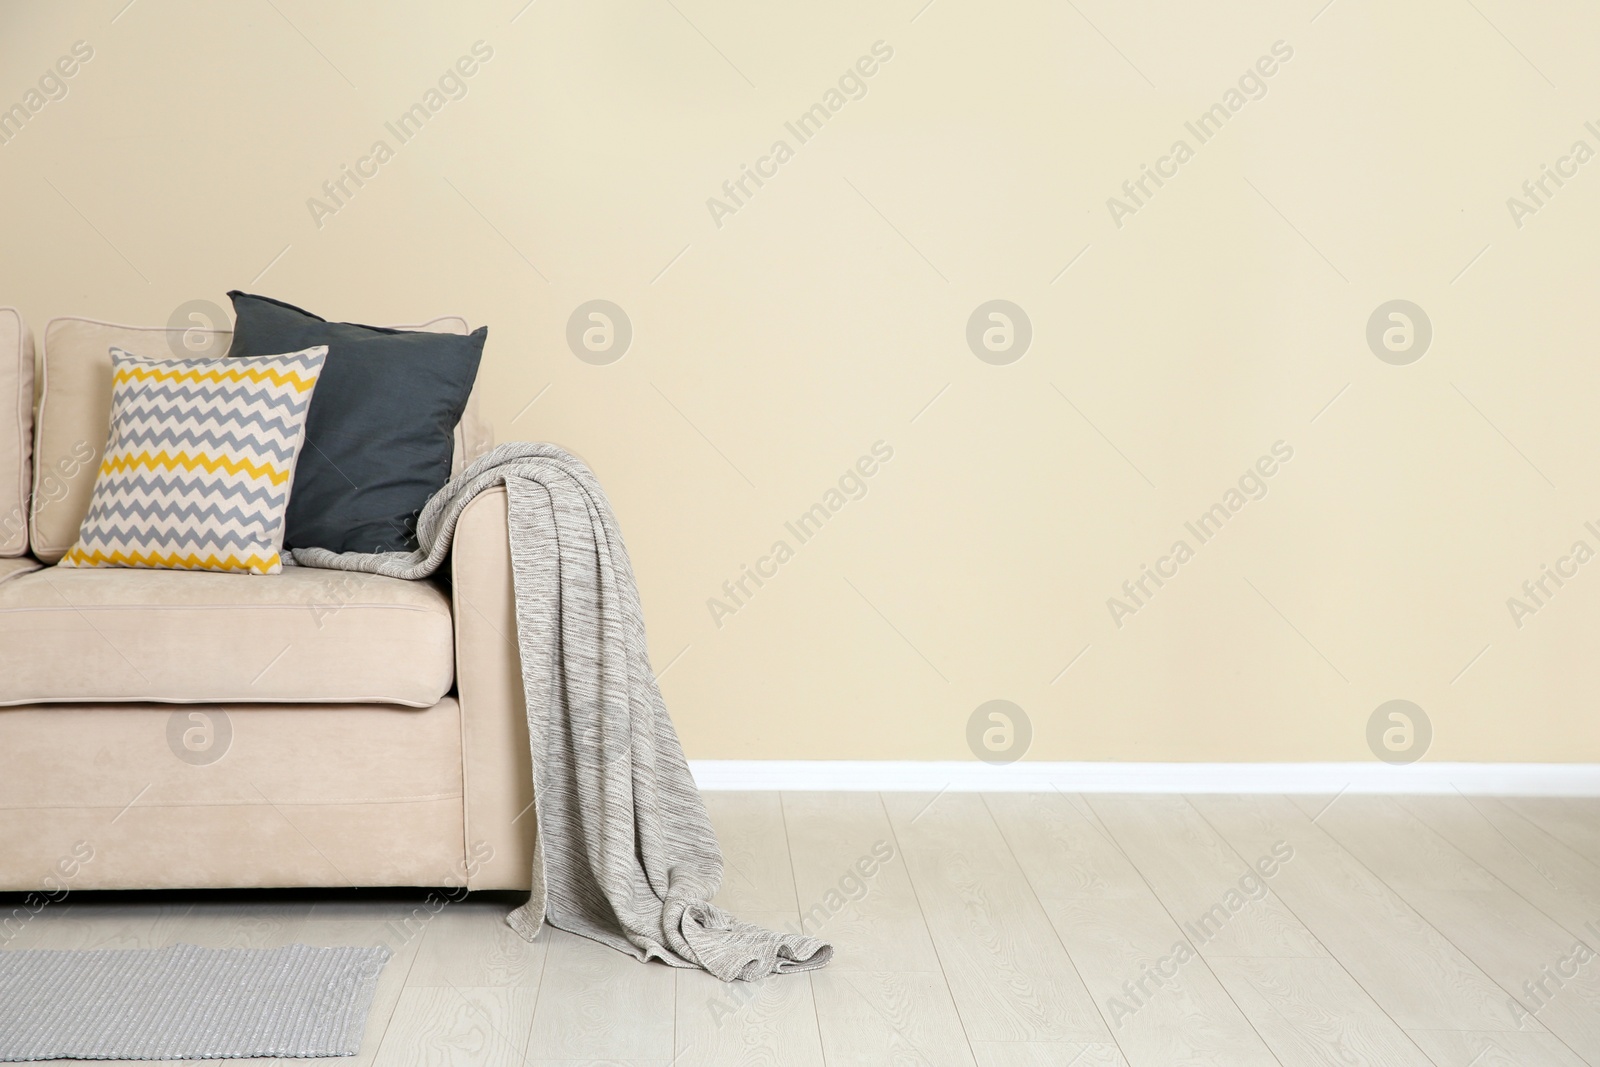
top-left (0, 699), bottom-right (472, 892)
top-left (0, 564), bottom-right (454, 707)
top-left (29, 315), bottom-right (483, 563)
top-left (59, 346), bottom-right (325, 575)
top-left (0, 557), bottom-right (39, 588)
top-left (450, 485), bottom-right (538, 891)
top-left (0, 308), bottom-right (32, 557)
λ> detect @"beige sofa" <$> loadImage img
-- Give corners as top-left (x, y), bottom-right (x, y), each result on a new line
top-left (0, 309), bottom-right (537, 894)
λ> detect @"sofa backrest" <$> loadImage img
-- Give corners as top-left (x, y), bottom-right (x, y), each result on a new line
top-left (0, 308), bottom-right (33, 558)
top-left (30, 314), bottom-right (491, 564)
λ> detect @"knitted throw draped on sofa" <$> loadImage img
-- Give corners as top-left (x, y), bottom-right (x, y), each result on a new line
top-left (289, 443), bottom-right (832, 982)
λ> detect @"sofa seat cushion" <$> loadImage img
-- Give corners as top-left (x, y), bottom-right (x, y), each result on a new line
top-left (0, 565), bottom-right (454, 707)
top-left (0, 557), bottom-right (40, 587)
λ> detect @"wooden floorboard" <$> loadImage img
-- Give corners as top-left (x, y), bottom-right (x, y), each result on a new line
top-left (525, 925), bottom-right (675, 1062)
top-left (5, 792), bottom-right (1600, 1066)
top-left (811, 969), bottom-right (977, 1067)
top-left (1086, 793), bottom-right (1327, 959)
top-left (676, 957), bottom-right (826, 1067)
top-left (1205, 955), bottom-right (1436, 1066)
top-left (1405, 1028), bottom-right (1593, 1067)
top-left (985, 792), bottom-right (1281, 1066)
top-left (1187, 794), bottom-right (1536, 1033)
top-left (883, 792), bottom-right (1109, 1044)
top-left (373, 986), bottom-right (536, 1067)
top-left (1505, 797), bottom-right (1600, 859)
top-left (781, 790), bottom-right (942, 972)
top-left (1315, 796), bottom-right (1600, 1062)
top-left (1399, 794), bottom-right (1600, 944)
top-left (1037, 894), bottom-right (1279, 1065)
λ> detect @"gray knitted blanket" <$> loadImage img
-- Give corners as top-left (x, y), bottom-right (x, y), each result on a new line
top-left (290, 443), bottom-right (831, 982)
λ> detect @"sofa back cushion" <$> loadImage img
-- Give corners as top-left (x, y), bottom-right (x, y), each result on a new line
top-left (0, 309), bottom-right (33, 558)
top-left (31, 314), bottom-right (488, 563)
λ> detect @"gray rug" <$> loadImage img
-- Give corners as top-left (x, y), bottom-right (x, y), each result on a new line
top-left (0, 943), bottom-right (389, 1061)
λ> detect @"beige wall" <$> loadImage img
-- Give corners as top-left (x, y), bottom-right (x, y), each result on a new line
top-left (2, 1), bottom-right (1597, 763)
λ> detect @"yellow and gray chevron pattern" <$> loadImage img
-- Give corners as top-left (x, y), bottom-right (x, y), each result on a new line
top-left (60, 345), bottom-right (327, 575)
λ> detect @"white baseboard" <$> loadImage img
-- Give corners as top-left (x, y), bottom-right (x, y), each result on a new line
top-left (688, 760), bottom-right (1600, 796)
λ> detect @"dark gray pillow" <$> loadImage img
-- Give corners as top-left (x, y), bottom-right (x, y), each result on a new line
top-left (225, 292), bottom-right (486, 553)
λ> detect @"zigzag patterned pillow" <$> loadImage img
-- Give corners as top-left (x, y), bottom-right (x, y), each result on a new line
top-left (60, 345), bottom-right (327, 575)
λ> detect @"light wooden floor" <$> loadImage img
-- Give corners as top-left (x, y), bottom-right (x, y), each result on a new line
top-left (5, 792), bottom-right (1600, 1066)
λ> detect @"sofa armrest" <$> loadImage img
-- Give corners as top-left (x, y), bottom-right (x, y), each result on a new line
top-left (451, 485), bottom-right (537, 890)
top-left (450, 387), bottom-right (495, 478)
top-left (1, 308), bottom-right (33, 558)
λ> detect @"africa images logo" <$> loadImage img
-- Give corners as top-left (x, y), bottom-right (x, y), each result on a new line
top-left (1104, 40), bottom-right (1294, 229)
